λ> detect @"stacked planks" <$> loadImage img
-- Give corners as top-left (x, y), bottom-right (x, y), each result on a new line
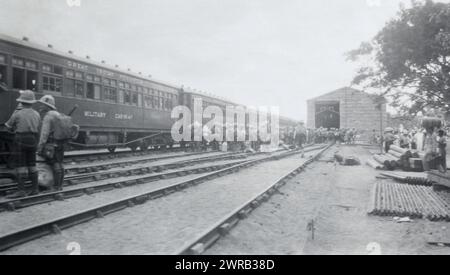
top-left (369, 182), bottom-right (450, 221)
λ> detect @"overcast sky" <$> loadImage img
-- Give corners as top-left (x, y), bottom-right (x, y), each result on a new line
top-left (1, 0), bottom-right (448, 120)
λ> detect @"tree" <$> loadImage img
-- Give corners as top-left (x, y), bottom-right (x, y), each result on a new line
top-left (348, 0), bottom-right (450, 116)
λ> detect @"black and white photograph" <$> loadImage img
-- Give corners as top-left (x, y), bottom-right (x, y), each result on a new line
top-left (0, 0), bottom-right (449, 259)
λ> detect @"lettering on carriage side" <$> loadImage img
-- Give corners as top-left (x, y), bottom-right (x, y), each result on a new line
top-left (67, 60), bottom-right (88, 71)
top-left (96, 68), bottom-right (115, 78)
top-left (115, 114), bottom-right (134, 120)
top-left (84, 111), bottom-right (106, 118)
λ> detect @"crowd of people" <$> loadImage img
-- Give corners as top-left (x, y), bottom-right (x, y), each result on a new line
top-left (2, 90), bottom-right (71, 199)
top-left (382, 125), bottom-right (447, 172)
top-left (280, 126), bottom-right (360, 147)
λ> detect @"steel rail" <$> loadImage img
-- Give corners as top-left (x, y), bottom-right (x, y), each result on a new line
top-left (65, 151), bottom-right (225, 174)
top-left (174, 144), bottom-right (332, 255)
top-left (62, 145), bottom-right (206, 164)
top-left (0, 145), bottom-right (326, 252)
top-left (0, 159), bottom-right (250, 212)
top-left (0, 151), bottom-right (252, 196)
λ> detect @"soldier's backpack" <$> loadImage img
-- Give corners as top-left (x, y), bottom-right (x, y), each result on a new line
top-left (53, 112), bottom-right (80, 141)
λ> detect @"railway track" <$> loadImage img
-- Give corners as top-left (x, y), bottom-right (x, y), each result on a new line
top-left (63, 146), bottom-right (188, 165)
top-left (0, 144), bottom-right (326, 252)
top-left (63, 150), bottom-right (223, 174)
top-left (174, 144), bottom-right (332, 255)
top-left (0, 158), bottom-right (252, 212)
top-left (0, 151), bottom-right (251, 196)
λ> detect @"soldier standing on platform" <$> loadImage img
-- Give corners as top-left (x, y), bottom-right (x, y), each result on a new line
top-left (37, 95), bottom-right (65, 191)
top-left (5, 90), bottom-right (41, 198)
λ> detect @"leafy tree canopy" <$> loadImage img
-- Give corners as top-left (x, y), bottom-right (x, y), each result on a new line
top-left (348, 0), bottom-right (450, 116)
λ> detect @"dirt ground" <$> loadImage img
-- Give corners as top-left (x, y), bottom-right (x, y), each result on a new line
top-left (208, 145), bottom-right (450, 255)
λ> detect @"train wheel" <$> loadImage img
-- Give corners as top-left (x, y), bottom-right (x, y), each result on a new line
top-left (108, 147), bottom-right (116, 153)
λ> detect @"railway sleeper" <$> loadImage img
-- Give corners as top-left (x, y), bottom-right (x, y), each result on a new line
top-left (96, 210), bottom-right (105, 218)
top-left (149, 193), bottom-right (164, 200)
top-left (137, 195), bottom-right (150, 204)
top-left (191, 232), bottom-right (221, 255)
top-left (219, 218), bottom-right (239, 236)
top-left (125, 180), bottom-right (138, 186)
top-left (238, 207), bottom-right (252, 219)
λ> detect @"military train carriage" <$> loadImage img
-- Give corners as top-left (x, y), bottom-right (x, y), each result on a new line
top-left (0, 34), bottom-right (299, 164)
top-left (0, 34), bottom-right (181, 155)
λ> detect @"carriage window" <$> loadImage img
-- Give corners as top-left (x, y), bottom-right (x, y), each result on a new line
top-left (12, 58), bottom-right (24, 67)
top-left (104, 87), bottom-right (117, 103)
top-left (75, 80), bottom-right (84, 97)
top-left (42, 64), bottom-right (51, 72)
top-left (103, 78), bottom-right (111, 86)
top-left (53, 66), bottom-right (63, 75)
top-left (66, 70), bottom-right (75, 78)
top-left (75, 72), bottom-right (83, 79)
top-left (13, 68), bottom-right (26, 89)
top-left (87, 83), bottom-right (101, 100)
top-left (0, 65), bottom-right (7, 85)
top-left (137, 94), bottom-right (142, 107)
top-left (165, 98), bottom-right (171, 110)
top-left (25, 61), bottom-right (37, 70)
top-left (132, 93), bottom-right (138, 106)
top-left (0, 54), bottom-right (5, 64)
top-left (118, 89), bottom-right (125, 103)
top-left (144, 95), bottom-right (152, 108)
top-left (43, 74), bottom-right (62, 92)
top-left (124, 90), bottom-right (131, 104)
top-left (26, 71), bottom-right (38, 91)
top-left (64, 79), bottom-right (75, 96)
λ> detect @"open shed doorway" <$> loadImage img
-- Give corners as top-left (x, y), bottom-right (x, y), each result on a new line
top-left (315, 101), bottom-right (340, 129)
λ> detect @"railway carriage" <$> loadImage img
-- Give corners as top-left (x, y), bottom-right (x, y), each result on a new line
top-left (0, 34), bottom-right (299, 164)
top-left (0, 34), bottom-right (179, 161)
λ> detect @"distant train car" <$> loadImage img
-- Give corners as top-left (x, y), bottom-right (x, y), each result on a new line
top-left (0, 34), bottom-right (179, 157)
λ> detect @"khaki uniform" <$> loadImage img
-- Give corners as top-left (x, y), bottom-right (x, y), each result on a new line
top-left (5, 105), bottom-right (41, 198)
top-left (6, 107), bottom-right (41, 168)
top-left (38, 110), bottom-right (66, 190)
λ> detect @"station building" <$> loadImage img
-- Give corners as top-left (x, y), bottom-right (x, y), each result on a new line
top-left (307, 87), bottom-right (388, 139)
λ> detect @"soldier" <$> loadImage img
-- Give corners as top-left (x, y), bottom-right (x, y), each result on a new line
top-left (5, 90), bottom-right (41, 198)
top-left (437, 129), bottom-right (447, 173)
top-left (294, 122), bottom-right (307, 149)
top-left (383, 127), bottom-right (395, 153)
top-left (422, 128), bottom-right (438, 171)
top-left (36, 95), bottom-right (65, 191)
